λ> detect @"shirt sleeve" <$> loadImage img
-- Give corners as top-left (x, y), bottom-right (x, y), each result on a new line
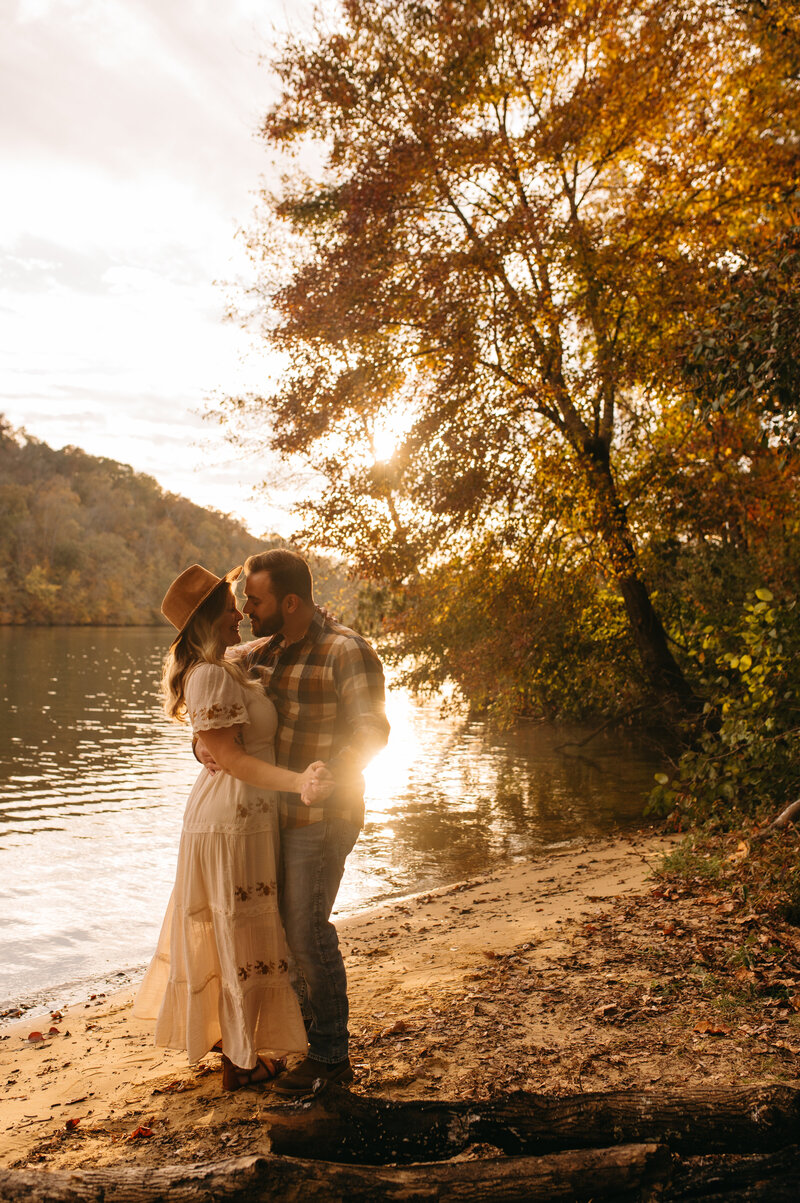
top-left (328, 637), bottom-right (390, 777)
top-left (184, 663), bottom-right (249, 734)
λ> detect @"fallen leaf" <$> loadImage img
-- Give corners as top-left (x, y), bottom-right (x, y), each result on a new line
top-left (128, 1126), bottom-right (153, 1141)
top-left (152, 1079), bottom-right (196, 1095)
top-left (383, 1020), bottom-right (409, 1036)
top-left (726, 841), bottom-right (750, 863)
top-left (772, 1040), bottom-right (800, 1054)
top-left (694, 1019), bottom-right (731, 1036)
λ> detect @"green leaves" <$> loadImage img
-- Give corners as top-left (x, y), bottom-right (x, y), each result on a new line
top-left (648, 588), bottom-right (800, 826)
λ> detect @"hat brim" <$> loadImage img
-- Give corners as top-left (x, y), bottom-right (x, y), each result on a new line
top-left (166, 564), bottom-right (243, 640)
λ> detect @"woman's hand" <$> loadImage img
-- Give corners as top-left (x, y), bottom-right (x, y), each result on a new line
top-left (299, 761), bottom-right (335, 807)
top-left (194, 734), bottom-right (222, 776)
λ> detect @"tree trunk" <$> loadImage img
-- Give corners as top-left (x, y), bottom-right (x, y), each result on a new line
top-left (579, 439), bottom-right (698, 710)
top-left (2, 1087), bottom-right (798, 1202)
top-left (263, 1083), bottom-right (800, 1163)
top-left (0, 1144), bottom-right (669, 1203)
top-left (671, 1145), bottom-right (800, 1201)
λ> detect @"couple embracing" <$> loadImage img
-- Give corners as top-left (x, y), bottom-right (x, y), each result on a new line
top-left (134, 548), bottom-right (389, 1094)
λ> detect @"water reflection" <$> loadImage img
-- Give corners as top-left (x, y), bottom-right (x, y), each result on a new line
top-left (0, 627), bottom-right (662, 1009)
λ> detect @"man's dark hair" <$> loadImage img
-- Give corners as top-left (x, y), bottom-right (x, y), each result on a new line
top-left (244, 548), bottom-right (314, 603)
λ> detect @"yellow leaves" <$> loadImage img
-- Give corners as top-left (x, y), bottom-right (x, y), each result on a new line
top-left (725, 840), bottom-right (750, 864)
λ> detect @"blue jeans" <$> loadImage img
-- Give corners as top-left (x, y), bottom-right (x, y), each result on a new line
top-left (279, 818), bottom-right (360, 1064)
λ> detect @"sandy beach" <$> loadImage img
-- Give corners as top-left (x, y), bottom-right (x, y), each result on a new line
top-left (3, 827), bottom-right (799, 1174)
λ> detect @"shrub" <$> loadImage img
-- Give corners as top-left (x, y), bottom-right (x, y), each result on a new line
top-left (647, 588), bottom-right (800, 826)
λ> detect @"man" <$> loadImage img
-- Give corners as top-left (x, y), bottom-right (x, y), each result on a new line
top-left (199, 548), bottom-right (389, 1093)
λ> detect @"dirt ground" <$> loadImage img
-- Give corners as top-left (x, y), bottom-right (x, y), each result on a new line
top-left (3, 828), bottom-right (799, 1173)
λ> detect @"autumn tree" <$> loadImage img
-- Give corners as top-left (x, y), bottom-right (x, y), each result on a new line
top-left (681, 0), bottom-right (800, 426)
top-left (227, 0), bottom-right (799, 713)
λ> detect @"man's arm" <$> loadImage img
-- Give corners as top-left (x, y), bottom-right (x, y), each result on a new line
top-left (326, 638), bottom-right (390, 784)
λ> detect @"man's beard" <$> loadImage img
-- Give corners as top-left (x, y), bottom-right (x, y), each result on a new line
top-left (251, 612), bottom-right (283, 637)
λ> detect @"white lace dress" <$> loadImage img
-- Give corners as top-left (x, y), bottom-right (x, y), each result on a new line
top-left (133, 663), bottom-right (307, 1067)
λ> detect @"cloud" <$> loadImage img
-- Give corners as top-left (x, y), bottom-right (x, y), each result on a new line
top-left (2, 0), bottom-right (285, 203)
top-left (0, 1), bottom-right (317, 535)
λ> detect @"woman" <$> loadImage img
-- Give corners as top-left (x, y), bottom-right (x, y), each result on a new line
top-left (134, 564), bottom-right (328, 1090)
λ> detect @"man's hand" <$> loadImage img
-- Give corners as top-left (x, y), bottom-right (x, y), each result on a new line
top-left (195, 735), bottom-right (222, 777)
top-left (300, 762), bottom-right (335, 807)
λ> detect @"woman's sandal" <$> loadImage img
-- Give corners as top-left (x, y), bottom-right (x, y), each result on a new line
top-left (221, 1053), bottom-right (285, 1092)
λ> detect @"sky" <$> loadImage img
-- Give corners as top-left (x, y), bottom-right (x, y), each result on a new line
top-left (1, 0), bottom-right (318, 536)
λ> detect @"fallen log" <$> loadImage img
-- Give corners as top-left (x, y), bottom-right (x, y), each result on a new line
top-left (3, 1086), bottom-right (798, 1202)
top-left (0, 1142), bottom-right (669, 1203)
top-left (264, 1083), bottom-right (800, 1164)
top-left (670, 1144), bottom-right (800, 1201)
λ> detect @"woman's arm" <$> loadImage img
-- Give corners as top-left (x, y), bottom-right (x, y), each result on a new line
top-left (198, 724), bottom-right (324, 796)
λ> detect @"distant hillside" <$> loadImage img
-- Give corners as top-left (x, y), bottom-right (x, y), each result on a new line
top-left (0, 417), bottom-right (360, 627)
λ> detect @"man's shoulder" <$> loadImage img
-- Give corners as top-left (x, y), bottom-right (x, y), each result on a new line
top-left (318, 617), bottom-right (382, 662)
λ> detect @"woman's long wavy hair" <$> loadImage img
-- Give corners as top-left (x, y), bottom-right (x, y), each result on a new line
top-left (161, 582), bottom-right (255, 722)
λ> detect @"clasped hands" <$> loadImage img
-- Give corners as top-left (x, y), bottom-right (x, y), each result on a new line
top-left (299, 761), bottom-right (335, 807)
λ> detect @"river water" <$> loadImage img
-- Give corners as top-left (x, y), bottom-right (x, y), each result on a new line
top-left (0, 627), bottom-right (662, 1014)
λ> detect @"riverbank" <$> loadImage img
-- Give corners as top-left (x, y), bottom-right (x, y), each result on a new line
top-left (3, 828), bottom-right (800, 1172)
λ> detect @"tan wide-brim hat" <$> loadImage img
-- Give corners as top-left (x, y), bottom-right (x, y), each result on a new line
top-left (161, 564), bottom-right (242, 634)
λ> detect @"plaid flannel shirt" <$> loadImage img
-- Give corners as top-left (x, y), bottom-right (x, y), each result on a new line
top-left (241, 609), bottom-right (389, 829)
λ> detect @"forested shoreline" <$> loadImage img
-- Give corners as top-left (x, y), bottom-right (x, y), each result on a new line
top-left (0, 418), bottom-right (359, 628)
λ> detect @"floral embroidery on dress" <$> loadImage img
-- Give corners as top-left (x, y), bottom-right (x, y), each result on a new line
top-left (190, 701), bottom-right (246, 725)
top-left (233, 880), bottom-right (276, 902)
top-left (236, 798), bottom-right (273, 820)
top-left (236, 959), bottom-right (289, 981)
